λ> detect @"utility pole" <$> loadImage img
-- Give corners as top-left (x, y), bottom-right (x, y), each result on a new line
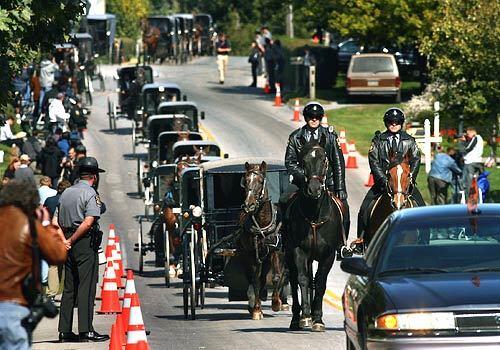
top-left (286, 4), bottom-right (294, 38)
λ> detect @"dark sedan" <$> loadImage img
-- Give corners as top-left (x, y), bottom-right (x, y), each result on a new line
top-left (341, 204), bottom-right (500, 349)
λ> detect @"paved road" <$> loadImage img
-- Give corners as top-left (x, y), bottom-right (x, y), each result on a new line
top-left (34, 57), bottom-right (370, 349)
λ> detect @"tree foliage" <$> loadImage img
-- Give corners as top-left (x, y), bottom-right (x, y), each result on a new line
top-left (420, 0), bottom-right (499, 133)
top-left (106, 0), bottom-right (150, 38)
top-left (0, 0), bottom-right (85, 106)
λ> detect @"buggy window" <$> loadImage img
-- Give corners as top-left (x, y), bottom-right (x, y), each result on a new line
top-left (212, 174), bottom-right (245, 209)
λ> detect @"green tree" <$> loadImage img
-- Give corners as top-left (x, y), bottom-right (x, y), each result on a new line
top-left (0, 0), bottom-right (85, 106)
top-left (107, 0), bottom-right (151, 39)
top-left (420, 0), bottom-right (499, 134)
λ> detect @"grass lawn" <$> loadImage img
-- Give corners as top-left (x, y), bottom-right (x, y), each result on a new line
top-left (326, 104), bottom-right (398, 155)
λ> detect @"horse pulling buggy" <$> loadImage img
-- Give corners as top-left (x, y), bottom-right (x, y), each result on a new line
top-left (107, 65), bottom-right (153, 131)
top-left (177, 158), bottom-right (289, 319)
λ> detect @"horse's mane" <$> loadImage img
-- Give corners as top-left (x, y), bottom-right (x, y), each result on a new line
top-left (299, 139), bottom-right (324, 161)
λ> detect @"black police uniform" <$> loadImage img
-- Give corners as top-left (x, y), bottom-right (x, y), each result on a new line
top-left (357, 108), bottom-right (426, 238)
top-left (57, 157), bottom-right (108, 342)
top-left (281, 102), bottom-right (350, 240)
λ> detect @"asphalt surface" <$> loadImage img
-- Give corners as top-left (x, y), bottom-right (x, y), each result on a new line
top-left (34, 56), bottom-right (371, 349)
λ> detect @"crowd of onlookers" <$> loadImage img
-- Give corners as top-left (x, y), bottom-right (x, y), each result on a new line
top-left (428, 126), bottom-right (491, 204)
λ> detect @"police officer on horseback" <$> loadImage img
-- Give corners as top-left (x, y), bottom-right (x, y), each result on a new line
top-left (357, 107), bottom-right (425, 238)
top-left (281, 102), bottom-right (350, 250)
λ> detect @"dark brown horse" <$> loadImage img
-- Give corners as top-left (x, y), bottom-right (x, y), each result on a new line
top-left (236, 161), bottom-right (286, 320)
top-left (362, 151), bottom-right (420, 247)
top-left (284, 138), bottom-right (345, 332)
top-left (141, 19), bottom-right (160, 63)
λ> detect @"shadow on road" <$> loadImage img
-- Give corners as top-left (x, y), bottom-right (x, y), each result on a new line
top-left (208, 85), bottom-right (277, 102)
top-left (123, 152), bottom-right (147, 161)
top-left (100, 127), bottom-right (133, 136)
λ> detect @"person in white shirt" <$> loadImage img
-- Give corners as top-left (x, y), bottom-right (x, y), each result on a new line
top-left (461, 126), bottom-right (484, 192)
top-left (48, 93), bottom-right (70, 133)
top-left (38, 176), bottom-right (58, 205)
top-left (0, 116), bottom-right (25, 148)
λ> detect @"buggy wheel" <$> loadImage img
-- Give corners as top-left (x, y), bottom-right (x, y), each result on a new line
top-left (137, 157), bottom-right (142, 196)
top-left (132, 122), bottom-right (137, 155)
top-left (138, 223), bottom-right (144, 275)
top-left (190, 226), bottom-right (196, 319)
top-left (164, 223), bottom-right (171, 288)
top-left (107, 98), bottom-right (112, 130)
top-left (182, 236), bottom-right (189, 319)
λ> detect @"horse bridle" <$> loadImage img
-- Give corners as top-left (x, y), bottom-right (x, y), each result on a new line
top-left (303, 146), bottom-right (329, 189)
top-left (242, 170), bottom-right (267, 209)
top-left (385, 169), bottom-right (414, 208)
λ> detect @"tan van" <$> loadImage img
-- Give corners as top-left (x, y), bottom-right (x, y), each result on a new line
top-left (346, 53), bottom-right (401, 102)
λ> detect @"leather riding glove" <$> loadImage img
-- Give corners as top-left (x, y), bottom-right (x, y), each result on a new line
top-left (335, 190), bottom-right (348, 200)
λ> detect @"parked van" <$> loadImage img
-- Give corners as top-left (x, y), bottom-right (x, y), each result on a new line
top-left (346, 53), bottom-right (401, 102)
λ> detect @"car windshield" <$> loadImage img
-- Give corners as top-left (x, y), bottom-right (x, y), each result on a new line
top-left (352, 57), bottom-right (394, 73)
top-left (377, 216), bottom-right (500, 276)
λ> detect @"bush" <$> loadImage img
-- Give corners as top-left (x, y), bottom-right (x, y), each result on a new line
top-left (119, 37), bottom-right (137, 62)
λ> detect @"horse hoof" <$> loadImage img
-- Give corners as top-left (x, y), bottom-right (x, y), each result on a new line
top-left (252, 311), bottom-right (263, 320)
top-left (280, 304), bottom-right (290, 312)
top-left (312, 323), bottom-right (325, 332)
top-left (271, 299), bottom-right (282, 312)
top-left (289, 321), bottom-right (302, 331)
top-left (299, 317), bottom-right (312, 328)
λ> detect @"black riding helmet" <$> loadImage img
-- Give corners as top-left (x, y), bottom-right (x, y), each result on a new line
top-left (383, 107), bottom-right (405, 126)
top-left (303, 102), bottom-right (325, 120)
top-left (79, 156), bottom-right (105, 175)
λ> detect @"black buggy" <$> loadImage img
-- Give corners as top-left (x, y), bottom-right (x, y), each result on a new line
top-left (177, 158), bottom-right (289, 319)
top-left (107, 65), bottom-right (153, 131)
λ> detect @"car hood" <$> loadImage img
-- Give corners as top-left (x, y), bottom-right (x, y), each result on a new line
top-left (377, 273), bottom-right (500, 312)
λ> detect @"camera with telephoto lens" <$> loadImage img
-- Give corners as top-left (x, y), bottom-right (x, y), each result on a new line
top-left (21, 293), bottom-right (59, 334)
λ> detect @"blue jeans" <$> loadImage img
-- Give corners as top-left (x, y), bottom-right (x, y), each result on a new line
top-left (0, 302), bottom-right (30, 350)
top-left (41, 260), bottom-right (48, 285)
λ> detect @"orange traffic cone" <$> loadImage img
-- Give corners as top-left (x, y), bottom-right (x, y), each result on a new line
top-left (321, 115), bottom-right (328, 127)
top-left (339, 129), bottom-right (348, 155)
top-left (122, 270), bottom-right (136, 330)
top-left (273, 83), bottom-right (282, 106)
top-left (109, 324), bottom-right (122, 350)
top-left (97, 260), bottom-right (122, 314)
top-left (345, 141), bottom-right (359, 169)
top-left (115, 313), bottom-right (127, 346)
top-left (292, 98), bottom-right (300, 122)
top-left (365, 173), bottom-right (375, 187)
top-left (105, 236), bottom-right (116, 260)
top-left (112, 249), bottom-right (125, 281)
top-left (136, 341), bottom-right (150, 350)
top-left (125, 294), bottom-right (149, 350)
top-left (263, 80), bottom-right (270, 94)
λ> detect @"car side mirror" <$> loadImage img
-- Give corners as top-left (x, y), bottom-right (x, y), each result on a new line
top-left (200, 111), bottom-right (205, 120)
top-left (340, 257), bottom-right (371, 277)
top-left (183, 94), bottom-right (187, 101)
top-left (224, 153), bottom-right (229, 159)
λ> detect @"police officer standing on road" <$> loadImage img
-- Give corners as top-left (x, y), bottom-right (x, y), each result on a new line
top-left (282, 102), bottom-right (350, 255)
top-left (56, 157), bottom-right (109, 343)
top-left (357, 108), bottom-right (425, 238)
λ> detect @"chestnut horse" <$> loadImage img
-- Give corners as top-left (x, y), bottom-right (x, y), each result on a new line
top-left (236, 161), bottom-right (287, 320)
top-left (362, 151), bottom-right (422, 247)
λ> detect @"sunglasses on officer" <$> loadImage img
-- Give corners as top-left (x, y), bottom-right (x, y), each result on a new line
top-left (306, 115), bottom-right (322, 121)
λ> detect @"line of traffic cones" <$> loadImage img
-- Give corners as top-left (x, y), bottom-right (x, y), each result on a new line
top-left (108, 269), bottom-right (150, 350)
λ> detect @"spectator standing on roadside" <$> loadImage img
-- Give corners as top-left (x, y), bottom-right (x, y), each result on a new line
top-left (48, 93), bottom-right (70, 133)
top-left (461, 127), bottom-right (484, 193)
top-left (215, 33), bottom-right (231, 84)
top-left (264, 38), bottom-right (276, 93)
top-left (427, 147), bottom-right (462, 205)
top-left (38, 176), bottom-right (57, 206)
top-left (38, 138), bottom-right (63, 188)
top-left (30, 67), bottom-right (42, 119)
top-left (57, 132), bottom-right (71, 157)
top-left (39, 56), bottom-right (59, 113)
top-left (248, 41), bottom-right (260, 87)
top-left (14, 154), bottom-right (36, 186)
top-left (273, 39), bottom-right (286, 88)
top-left (3, 156), bottom-right (20, 179)
top-left (22, 133), bottom-right (43, 170)
top-left (0, 180), bottom-right (67, 349)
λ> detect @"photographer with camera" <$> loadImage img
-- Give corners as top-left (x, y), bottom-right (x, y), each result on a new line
top-left (0, 180), bottom-right (67, 349)
top-left (55, 157), bottom-right (108, 343)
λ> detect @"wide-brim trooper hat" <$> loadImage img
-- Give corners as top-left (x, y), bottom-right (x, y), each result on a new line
top-left (303, 101), bottom-right (325, 119)
top-left (79, 156), bottom-right (105, 174)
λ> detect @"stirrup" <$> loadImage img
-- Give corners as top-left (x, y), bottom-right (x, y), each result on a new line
top-left (350, 238), bottom-right (364, 255)
top-left (337, 245), bottom-right (353, 260)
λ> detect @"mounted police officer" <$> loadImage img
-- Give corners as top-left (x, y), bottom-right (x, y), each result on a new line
top-left (57, 157), bottom-right (108, 343)
top-left (357, 107), bottom-right (425, 238)
top-left (281, 102), bottom-right (350, 253)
